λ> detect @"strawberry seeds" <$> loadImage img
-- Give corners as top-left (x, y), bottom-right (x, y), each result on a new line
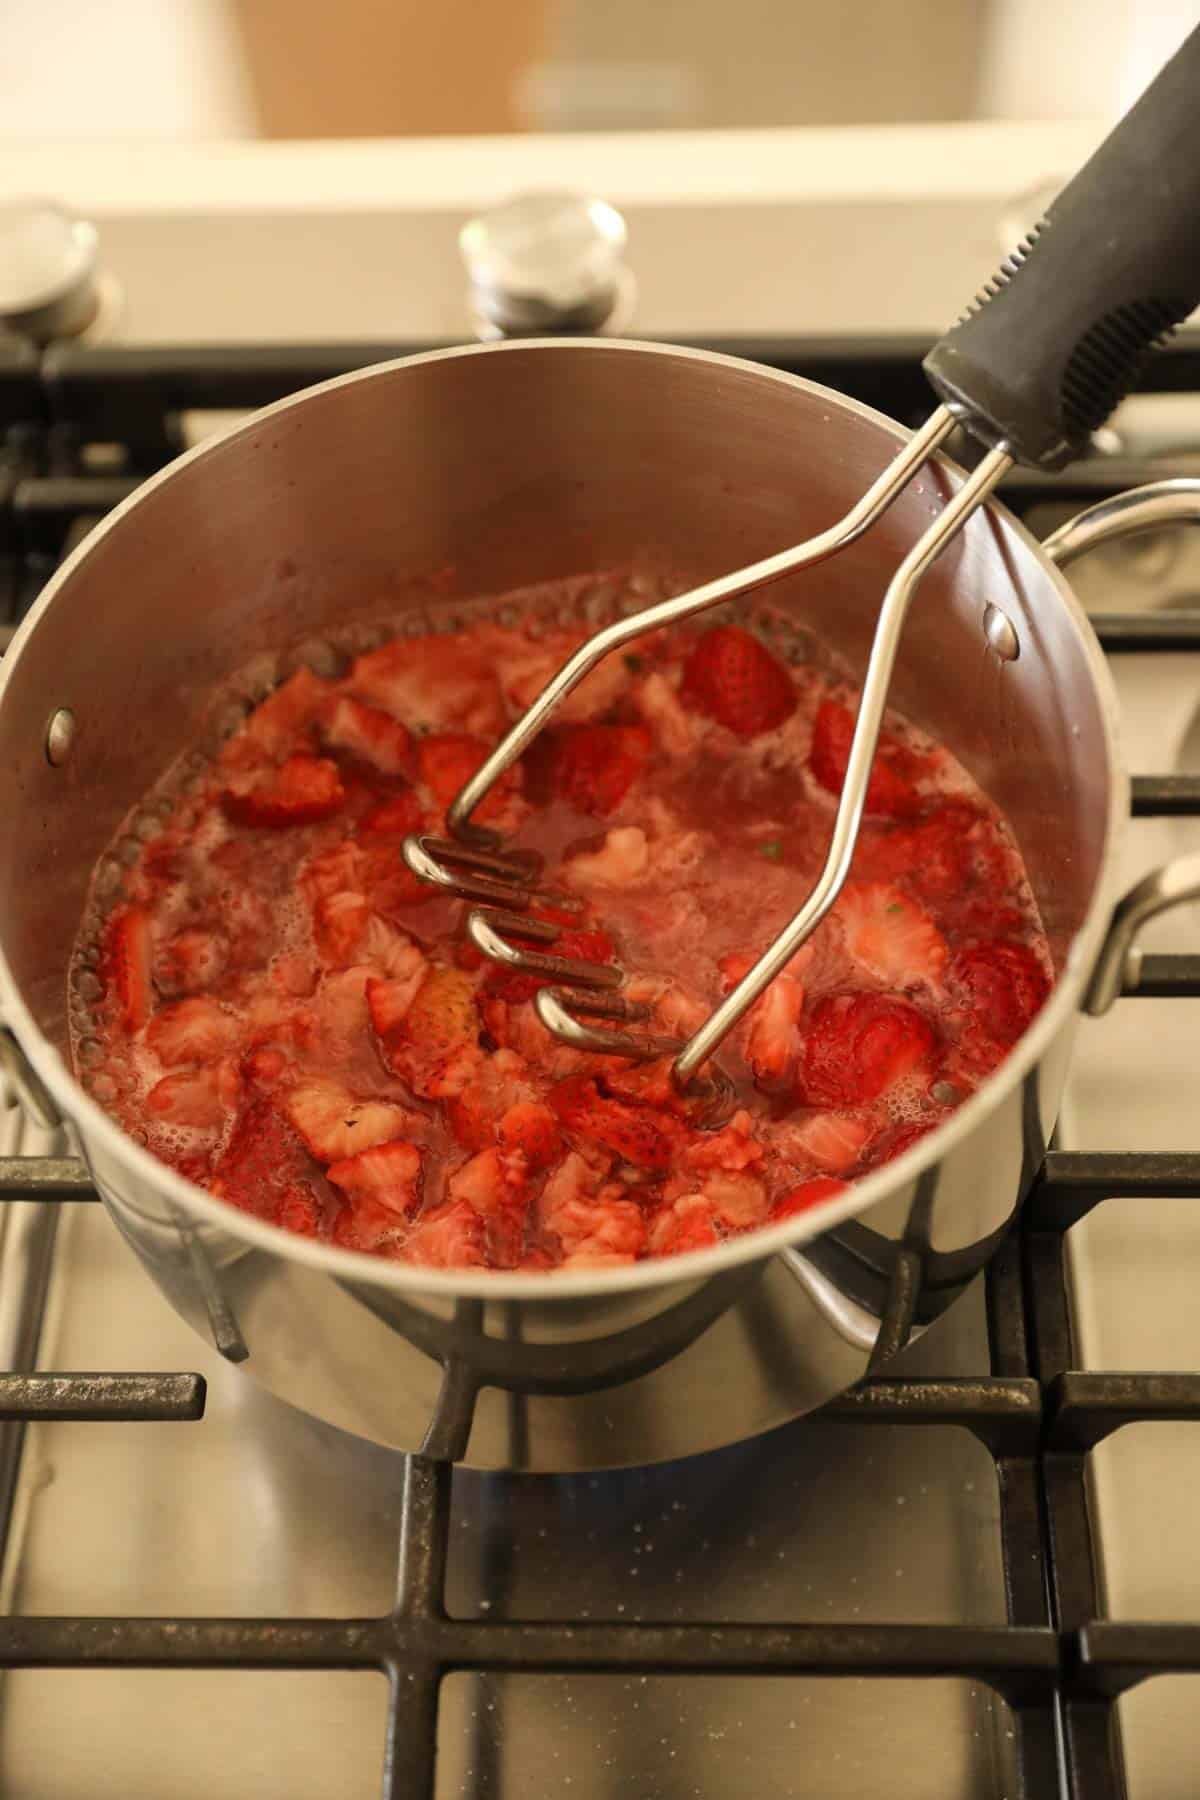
top-left (73, 592), bottom-right (1052, 1272)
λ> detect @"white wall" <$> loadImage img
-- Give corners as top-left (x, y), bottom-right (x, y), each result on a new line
top-left (0, 0), bottom-right (256, 139)
top-left (976, 0), bottom-right (1200, 121)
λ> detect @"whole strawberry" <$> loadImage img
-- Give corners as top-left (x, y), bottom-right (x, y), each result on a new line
top-left (680, 625), bottom-right (796, 738)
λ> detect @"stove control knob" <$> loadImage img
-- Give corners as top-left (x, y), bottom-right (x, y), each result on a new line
top-left (0, 198), bottom-right (101, 343)
top-left (459, 191), bottom-right (633, 337)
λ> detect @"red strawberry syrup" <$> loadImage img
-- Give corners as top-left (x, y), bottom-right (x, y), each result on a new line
top-left (69, 578), bottom-right (1052, 1273)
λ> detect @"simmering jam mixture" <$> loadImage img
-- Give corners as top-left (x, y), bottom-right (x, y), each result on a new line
top-left (71, 579), bottom-right (1051, 1273)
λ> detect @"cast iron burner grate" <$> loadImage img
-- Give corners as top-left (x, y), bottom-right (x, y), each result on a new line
top-left (5, 340), bottom-right (1200, 1798)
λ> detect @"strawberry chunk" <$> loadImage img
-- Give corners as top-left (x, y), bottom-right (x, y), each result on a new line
top-left (240, 666), bottom-right (331, 759)
top-left (497, 1100), bottom-right (562, 1169)
top-left (321, 696), bottom-right (412, 776)
top-left (312, 890), bottom-right (370, 965)
top-left (416, 732), bottom-right (519, 822)
top-left (649, 1193), bottom-right (720, 1256)
top-left (553, 724), bottom-right (653, 815)
top-left (549, 1075), bottom-right (681, 1172)
top-left (784, 1111), bottom-right (874, 1174)
top-left (210, 1095), bottom-right (323, 1227)
top-left (538, 1153), bottom-right (647, 1265)
top-left (102, 905), bottom-right (154, 1032)
top-left (680, 625), bottom-right (795, 738)
top-left (358, 789), bottom-right (425, 838)
top-left (146, 1066), bottom-right (231, 1128)
top-left (404, 1197), bottom-right (487, 1269)
top-left (222, 755), bottom-right (344, 829)
top-left (836, 881), bottom-right (947, 989)
top-left (327, 1138), bottom-right (422, 1217)
top-left (771, 1177), bottom-right (848, 1221)
top-left (146, 997), bottom-right (239, 1068)
top-left (798, 992), bottom-right (936, 1107)
top-left (284, 1076), bottom-right (412, 1163)
top-left (447, 1147), bottom-right (530, 1265)
top-left (854, 804), bottom-right (977, 901)
top-left (809, 700), bottom-right (920, 818)
top-left (376, 966), bottom-right (482, 1099)
top-left (351, 634), bottom-right (506, 736)
top-left (155, 926), bottom-right (226, 998)
top-left (683, 1110), bottom-right (765, 1173)
top-left (951, 940), bottom-right (1050, 1049)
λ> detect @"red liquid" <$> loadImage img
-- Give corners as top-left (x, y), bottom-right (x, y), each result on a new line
top-left (70, 588), bottom-right (1051, 1273)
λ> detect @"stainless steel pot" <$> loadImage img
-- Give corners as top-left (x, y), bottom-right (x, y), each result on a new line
top-left (0, 340), bottom-right (1196, 1470)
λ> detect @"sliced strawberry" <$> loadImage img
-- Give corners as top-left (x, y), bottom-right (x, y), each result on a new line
top-left (854, 804), bottom-right (977, 901)
top-left (222, 755), bottom-right (345, 829)
top-left (284, 1076), bottom-right (411, 1163)
top-left (358, 789), bottom-right (425, 838)
top-left (771, 1177), bottom-right (848, 1221)
top-left (155, 926), bottom-right (226, 998)
top-left (416, 732), bottom-right (520, 822)
top-left (103, 906), bottom-right (154, 1032)
top-left (699, 1169), bottom-right (768, 1228)
top-left (299, 841), bottom-right (366, 904)
top-left (716, 953), bottom-right (808, 1090)
top-left (357, 842), bottom-right (433, 916)
top-left (683, 1110), bottom-right (765, 1173)
top-left (836, 881), bottom-right (947, 989)
top-left (240, 667), bottom-right (330, 759)
top-left (272, 953), bottom-right (319, 998)
top-left (145, 1067), bottom-right (228, 1128)
top-left (447, 1146), bottom-right (530, 1265)
top-left (350, 634), bottom-right (506, 736)
top-left (332, 1192), bottom-right (409, 1253)
top-left (146, 997), bottom-right (239, 1068)
top-left (809, 700), bottom-right (920, 818)
top-left (785, 1111), bottom-right (874, 1175)
top-left (243, 1046), bottom-right (289, 1089)
top-left (210, 1095), bottom-right (321, 1228)
top-left (552, 724), bottom-right (652, 815)
top-left (648, 1193), bottom-right (720, 1256)
top-left (321, 695), bottom-right (412, 776)
top-left (403, 1197), bottom-right (487, 1269)
top-left (679, 625), bottom-right (796, 738)
top-left (377, 966), bottom-right (481, 1099)
top-left (549, 1075), bottom-right (681, 1172)
top-left (951, 940), bottom-right (1050, 1049)
top-left (538, 1153), bottom-right (647, 1263)
top-left (327, 1138), bottom-right (422, 1217)
top-left (312, 890), bottom-right (370, 965)
top-left (798, 992), bottom-right (936, 1107)
top-left (486, 925), bottom-right (615, 1005)
top-left (366, 971), bottom-right (422, 1043)
top-left (497, 1100), bottom-right (561, 1169)
top-left (445, 1050), bottom-right (535, 1150)
top-left (276, 1189), bottom-right (323, 1237)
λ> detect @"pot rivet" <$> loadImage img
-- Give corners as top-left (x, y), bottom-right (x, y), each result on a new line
top-left (983, 603), bottom-right (1020, 662)
top-left (45, 708), bottom-right (76, 766)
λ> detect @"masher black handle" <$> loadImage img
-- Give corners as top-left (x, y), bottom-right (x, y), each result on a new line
top-left (924, 24), bottom-right (1200, 471)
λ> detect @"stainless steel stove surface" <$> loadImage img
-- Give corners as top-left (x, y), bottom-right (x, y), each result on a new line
top-left (5, 212), bottom-right (1200, 1790)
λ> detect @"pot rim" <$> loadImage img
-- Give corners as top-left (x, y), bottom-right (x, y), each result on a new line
top-left (0, 337), bottom-right (1129, 1300)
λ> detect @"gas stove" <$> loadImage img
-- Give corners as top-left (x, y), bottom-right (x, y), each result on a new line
top-left (3, 153), bottom-right (1200, 1796)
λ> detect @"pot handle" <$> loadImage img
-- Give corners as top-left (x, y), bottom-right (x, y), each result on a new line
top-left (1043, 478), bottom-right (1200, 1015)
